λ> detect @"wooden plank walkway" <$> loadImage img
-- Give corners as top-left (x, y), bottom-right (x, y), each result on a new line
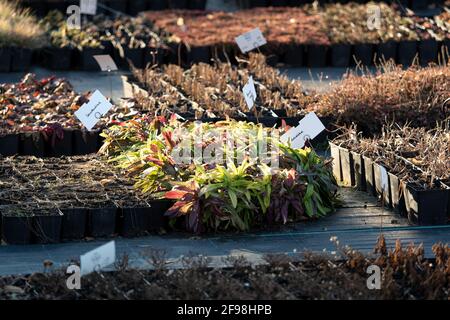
top-left (0, 187), bottom-right (449, 276)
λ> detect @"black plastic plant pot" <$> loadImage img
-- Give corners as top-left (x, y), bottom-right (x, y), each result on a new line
top-left (444, 39), bottom-right (450, 56)
top-left (88, 208), bottom-right (117, 238)
top-left (398, 40), bottom-right (418, 66)
top-left (373, 163), bottom-right (392, 208)
top-left (246, 117), bottom-right (278, 127)
top-left (411, 0), bottom-right (428, 10)
top-left (331, 44), bottom-right (351, 68)
top-left (189, 0), bottom-right (207, 9)
top-left (269, 0), bottom-right (287, 6)
top-left (169, 0), bottom-right (188, 9)
top-left (148, 0), bottom-right (168, 10)
top-left (353, 43), bottom-right (374, 66)
top-left (0, 134), bottom-right (19, 156)
top-left (272, 109), bottom-right (287, 117)
top-left (10, 48), bottom-right (33, 72)
top-left (186, 46), bottom-right (211, 65)
top-left (46, 0), bottom-right (66, 12)
top-left (128, 0), bottom-right (147, 15)
top-left (46, 129), bottom-right (73, 157)
top-left (283, 44), bottom-right (304, 66)
top-left (403, 184), bottom-right (449, 225)
top-left (27, 1), bottom-right (47, 17)
top-left (0, 47), bottom-right (11, 72)
top-left (20, 132), bottom-right (45, 157)
top-left (80, 48), bottom-right (105, 71)
top-left (124, 48), bottom-right (145, 69)
top-left (397, 0), bottom-right (409, 7)
top-left (362, 155), bottom-right (376, 196)
top-left (1, 215), bottom-right (32, 245)
top-left (329, 142), bottom-right (342, 183)
top-left (42, 47), bottom-right (73, 70)
top-left (265, 52), bottom-right (279, 67)
top-left (376, 41), bottom-right (397, 63)
top-left (107, 0), bottom-right (128, 13)
top-left (148, 200), bottom-right (173, 231)
top-left (33, 215), bottom-right (63, 244)
top-left (419, 39), bottom-right (438, 66)
top-left (73, 130), bottom-right (100, 155)
top-left (100, 40), bottom-right (114, 57)
top-left (144, 47), bottom-right (166, 66)
top-left (120, 207), bottom-right (151, 237)
top-left (167, 42), bottom-right (186, 65)
top-left (351, 151), bottom-right (366, 191)
top-left (388, 173), bottom-right (406, 215)
top-left (339, 148), bottom-right (355, 187)
top-left (249, 0), bottom-right (268, 7)
top-left (279, 117), bottom-right (302, 127)
top-left (306, 45), bottom-right (327, 68)
top-left (61, 208), bottom-right (87, 240)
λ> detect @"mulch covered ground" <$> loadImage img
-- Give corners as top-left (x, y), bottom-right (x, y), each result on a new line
top-left (0, 236), bottom-right (448, 300)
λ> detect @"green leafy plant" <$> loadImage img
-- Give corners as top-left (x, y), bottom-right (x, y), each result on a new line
top-left (100, 117), bottom-right (338, 233)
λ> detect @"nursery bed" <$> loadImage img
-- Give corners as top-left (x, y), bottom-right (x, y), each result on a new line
top-left (0, 155), bottom-right (173, 244)
top-left (329, 124), bottom-right (450, 226)
top-left (2, 3), bottom-right (449, 72)
top-left (143, 5), bottom-right (450, 67)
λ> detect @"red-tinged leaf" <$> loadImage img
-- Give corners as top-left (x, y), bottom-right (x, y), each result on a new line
top-left (162, 130), bottom-right (176, 149)
top-left (150, 143), bottom-right (159, 153)
top-left (158, 116), bottom-right (167, 124)
top-left (165, 201), bottom-right (187, 217)
top-left (179, 202), bottom-right (193, 215)
top-left (165, 190), bottom-right (189, 200)
top-left (33, 91), bottom-right (40, 97)
top-left (146, 156), bottom-right (164, 167)
top-left (6, 120), bottom-right (15, 126)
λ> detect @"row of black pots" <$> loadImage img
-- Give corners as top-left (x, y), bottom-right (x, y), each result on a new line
top-left (149, 39), bottom-right (450, 69)
top-left (330, 142), bottom-right (450, 225)
top-left (0, 200), bottom-right (174, 244)
top-left (39, 43), bottom-right (167, 71)
top-left (6, 38), bottom-right (449, 72)
top-left (0, 129), bottom-right (101, 157)
top-left (0, 47), bottom-right (34, 73)
top-left (39, 46), bottom-right (111, 71)
top-left (20, 0), bottom-right (207, 17)
top-left (281, 39), bottom-right (449, 68)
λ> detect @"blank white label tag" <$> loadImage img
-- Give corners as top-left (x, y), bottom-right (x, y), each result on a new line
top-left (93, 55), bottom-right (118, 71)
top-left (280, 112), bottom-right (325, 149)
top-left (80, 241), bottom-right (116, 276)
top-left (75, 90), bottom-right (113, 131)
top-left (235, 28), bottom-right (267, 53)
top-left (379, 165), bottom-right (389, 192)
top-left (80, 0), bottom-right (97, 15)
top-left (243, 76), bottom-right (257, 110)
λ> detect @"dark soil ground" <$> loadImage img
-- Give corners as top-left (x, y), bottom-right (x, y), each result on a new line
top-left (0, 236), bottom-right (448, 300)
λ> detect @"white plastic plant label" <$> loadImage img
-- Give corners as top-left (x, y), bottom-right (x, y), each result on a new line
top-left (243, 76), bottom-right (257, 110)
top-left (235, 28), bottom-right (267, 53)
top-left (280, 112), bottom-right (325, 149)
top-left (80, 0), bottom-right (97, 15)
top-left (379, 165), bottom-right (389, 193)
top-left (93, 55), bottom-right (118, 71)
top-left (75, 90), bottom-right (113, 131)
top-left (80, 241), bottom-right (116, 276)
